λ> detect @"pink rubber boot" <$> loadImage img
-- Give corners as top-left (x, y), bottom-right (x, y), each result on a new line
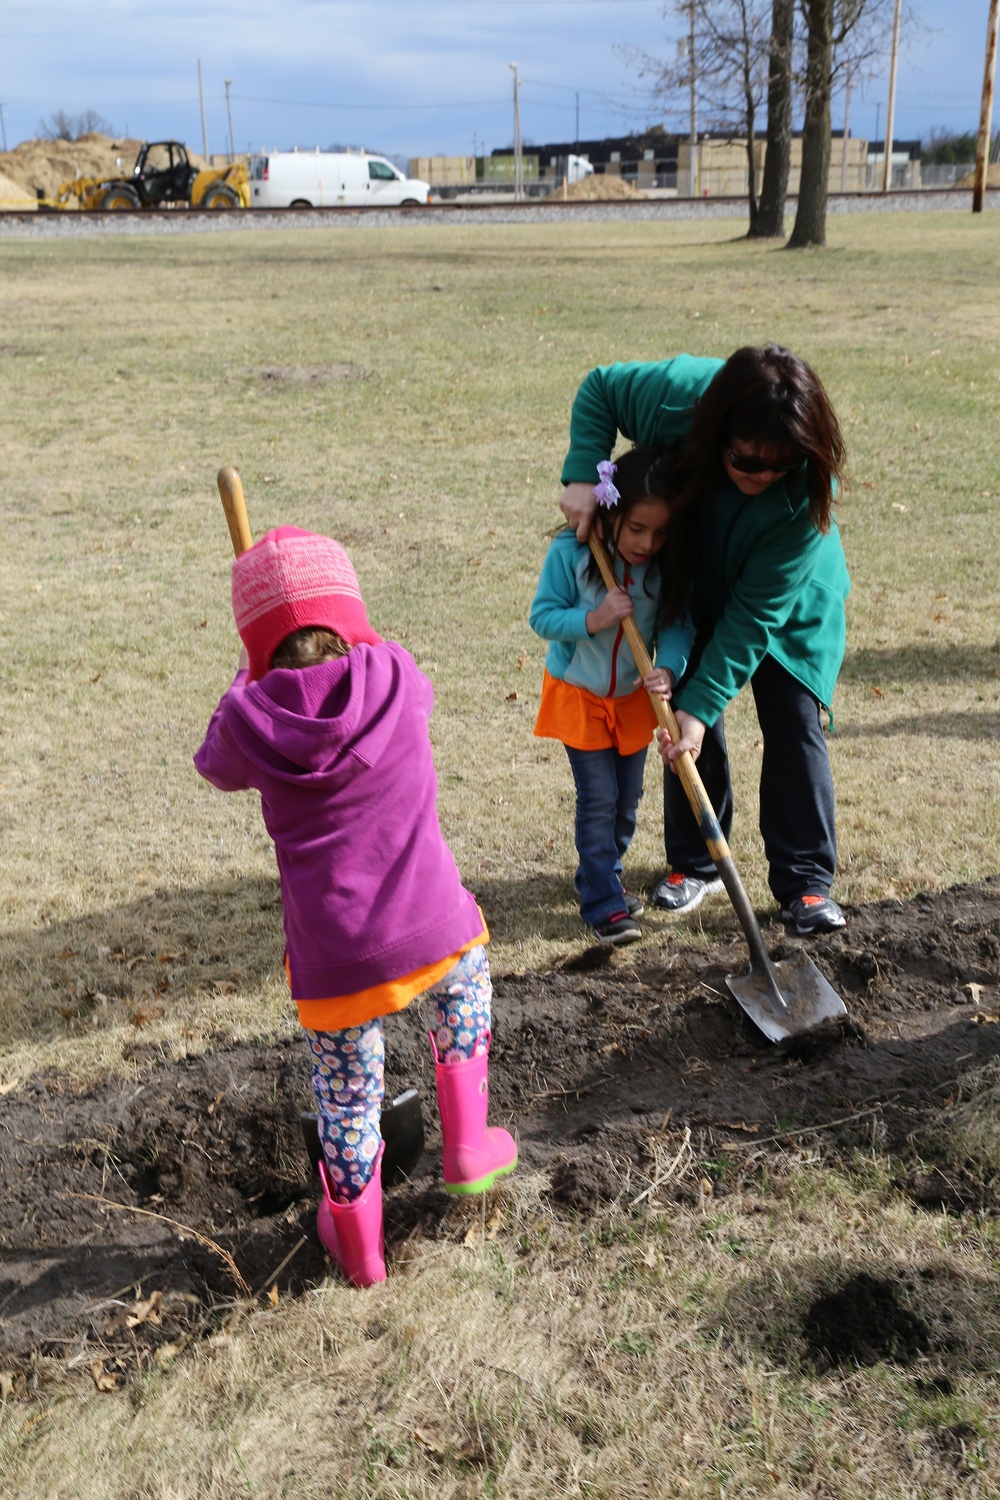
top-left (430, 1032), bottom-right (517, 1195)
top-left (316, 1141), bottom-right (386, 1287)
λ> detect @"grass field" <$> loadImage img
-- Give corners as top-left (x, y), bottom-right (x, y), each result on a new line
top-left (1, 210), bottom-right (999, 1496)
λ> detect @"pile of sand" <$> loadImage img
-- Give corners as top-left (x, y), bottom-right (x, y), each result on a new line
top-left (544, 172), bottom-right (647, 202)
top-left (0, 168), bottom-right (35, 209)
top-left (0, 133), bottom-right (211, 208)
top-left (955, 161), bottom-right (1000, 189)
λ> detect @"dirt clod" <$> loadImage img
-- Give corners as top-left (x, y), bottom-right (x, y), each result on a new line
top-left (802, 1272), bottom-right (931, 1367)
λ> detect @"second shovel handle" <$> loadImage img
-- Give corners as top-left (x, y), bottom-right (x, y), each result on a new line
top-left (587, 533), bottom-right (731, 866)
top-left (217, 466), bottom-right (253, 557)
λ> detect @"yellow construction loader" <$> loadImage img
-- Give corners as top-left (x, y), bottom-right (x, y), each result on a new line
top-left (52, 140), bottom-right (249, 210)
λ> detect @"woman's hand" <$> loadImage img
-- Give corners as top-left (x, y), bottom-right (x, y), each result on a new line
top-left (641, 667), bottom-right (674, 700)
top-left (586, 587), bottom-right (633, 635)
top-left (655, 710), bottom-right (707, 771)
top-left (560, 482), bottom-right (599, 541)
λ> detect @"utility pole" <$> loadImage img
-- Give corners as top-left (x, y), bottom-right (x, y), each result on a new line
top-left (973, 0), bottom-right (1000, 213)
top-left (575, 91), bottom-right (580, 148)
top-left (224, 78), bottom-right (235, 163)
top-left (840, 73), bottom-right (852, 192)
top-left (688, 1), bottom-right (698, 198)
top-left (0, 103), bottom-right (7, 153)
top-left (509, 62), bottom-right (523, 202)
top-left (197, 60), bottom-right (209, 160)
top-left (881, 0), bottom-right (902, 192)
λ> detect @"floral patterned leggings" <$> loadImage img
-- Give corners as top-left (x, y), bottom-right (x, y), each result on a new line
top-left (305, 945), bottom-right (492, 1203)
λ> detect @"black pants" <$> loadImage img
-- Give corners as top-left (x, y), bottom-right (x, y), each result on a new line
top-left (663, 653), bottom-right (837, 907)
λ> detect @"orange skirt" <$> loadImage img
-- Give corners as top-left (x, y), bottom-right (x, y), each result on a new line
top-left (534, 670), bottom-right (656, 756)
top-left (291, 919), bottom-right (489, 1033)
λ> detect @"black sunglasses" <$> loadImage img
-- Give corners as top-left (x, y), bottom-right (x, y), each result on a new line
top-left (725, 442), bottom-right (795, 476)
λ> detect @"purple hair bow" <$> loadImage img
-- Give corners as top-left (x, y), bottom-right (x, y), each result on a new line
top-left (593, 460), bottom-right (620, 508)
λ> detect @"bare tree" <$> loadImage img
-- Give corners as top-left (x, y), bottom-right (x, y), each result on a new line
top-left (788, 0), bottom-right (922, 247)
top-left (37, 108), bottom-right (116, 142)
top-left (751, 0), bottom-right (796, 236)
top-left (627, 0), bottom-right (772, 229)
top-left (788, 0), bottom-right (834, 244)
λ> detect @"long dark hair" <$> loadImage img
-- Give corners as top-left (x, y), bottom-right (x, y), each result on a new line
top-left (588, 443), bottom-right (683, 625)
top-left (676, 344), bottom-right (846, 534)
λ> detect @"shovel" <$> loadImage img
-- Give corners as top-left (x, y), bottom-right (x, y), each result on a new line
top-left (587, 532), bottom-right (846, 1043)
top-left (300, 1089), bottom-right (426, 1188)
top-left (215, 465), bottom-right (429, 1147)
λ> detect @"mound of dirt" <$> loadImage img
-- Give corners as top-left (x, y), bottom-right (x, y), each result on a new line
top-left (0, 877), bottom-right (997, 1378)
top-left (544, 173), bottom-right (646, 202)
top-left (803, 1272), bottom-right (930, 1367)
top-left (955, 162), bottom-right (1000, 189)
top-left (0, 168), bottom-right (35, 209)
top-left (0, 133), bottom-right (210, 206)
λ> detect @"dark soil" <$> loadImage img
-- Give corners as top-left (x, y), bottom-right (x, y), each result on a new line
top-left (1, 877), bottom-right (998, 1378)
top-left (802, 1272), bottom-right (931, 1367)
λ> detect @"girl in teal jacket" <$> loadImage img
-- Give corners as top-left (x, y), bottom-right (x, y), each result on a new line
top-left (559, 346), bottom-right (851, 936)
top-left (530, 446), bottom-right (694, 947)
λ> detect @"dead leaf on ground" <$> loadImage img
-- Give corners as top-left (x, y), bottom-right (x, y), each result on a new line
top-left (91, 1360), bottom-right (117, 1392)
top-left (128, 1004), bottom-right (164, 1028)
top-left (412, 1427), bottom-right (448, 1458)
top-left (127, 1291), bottom-right (163, 1328)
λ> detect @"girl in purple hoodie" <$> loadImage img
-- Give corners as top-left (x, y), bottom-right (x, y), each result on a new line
top-left (195, 527), bottom-right (516, 1286)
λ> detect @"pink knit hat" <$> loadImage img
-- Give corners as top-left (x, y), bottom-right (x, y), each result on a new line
top-left (232, 526), bottom-right (382, 680)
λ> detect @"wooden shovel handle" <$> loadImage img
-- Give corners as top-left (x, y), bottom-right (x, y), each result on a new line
top-left (217, 466), bottom-right (253, 557)
top-left (587, 530), bottom-right (794, 1015)
top-left (587, 532), bottom-right (731, 868)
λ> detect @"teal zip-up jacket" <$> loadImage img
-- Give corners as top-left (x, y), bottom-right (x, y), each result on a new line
top-left (529, 529), bottom-right (695, 697)
top-left (561, 356), bottom-right (851, 726)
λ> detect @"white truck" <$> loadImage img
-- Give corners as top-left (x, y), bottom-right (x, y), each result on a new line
top-left (249, 151), bottom-right (431, 209)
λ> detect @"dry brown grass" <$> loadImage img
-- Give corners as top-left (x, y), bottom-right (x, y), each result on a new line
top-left (0, 211), bottom-right (999, 1495)
top-left (0, 212), bottom-right (997, 1091)
top-left (3, 1154), bottom-right (999, 1497)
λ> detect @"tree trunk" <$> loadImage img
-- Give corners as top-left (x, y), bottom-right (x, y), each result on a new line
top-left (746, 103), bottom-right (759, 232)
top-left (751, 0), bottom-right (794, 237)
top-left (789, 0), bottom-right (834, 248)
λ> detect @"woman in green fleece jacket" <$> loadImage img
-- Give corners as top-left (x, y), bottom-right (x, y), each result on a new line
top-left (559, 345), bottom-right (851, 936)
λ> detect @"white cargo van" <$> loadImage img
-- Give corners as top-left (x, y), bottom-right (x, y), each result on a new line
top-left (250, 151), bottom-right (431, 208)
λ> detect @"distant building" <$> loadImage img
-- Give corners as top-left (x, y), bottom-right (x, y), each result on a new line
top-left (414, 128), bottom-right (927, 198)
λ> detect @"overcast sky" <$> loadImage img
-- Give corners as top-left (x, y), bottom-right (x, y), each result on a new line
top-left (0, 2), bottom-right (992, 162)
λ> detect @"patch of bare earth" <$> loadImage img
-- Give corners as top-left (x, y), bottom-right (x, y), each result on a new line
top-left (256, 363), bottom-right (365, 386)
top-left (1, 878), bottom-right (997, 1381)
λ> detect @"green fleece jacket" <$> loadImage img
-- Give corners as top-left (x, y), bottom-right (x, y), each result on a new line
top-left (561, 356), bottom-right (850, 726)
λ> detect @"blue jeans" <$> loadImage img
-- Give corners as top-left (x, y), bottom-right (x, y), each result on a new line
top-left (565, 744), bottom-right (648, 925)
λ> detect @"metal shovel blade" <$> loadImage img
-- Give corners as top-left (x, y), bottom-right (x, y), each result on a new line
top-left (726, 947), bottom-right (848, 1044)
top-left (300, 1087), bottom-right (425, 1187)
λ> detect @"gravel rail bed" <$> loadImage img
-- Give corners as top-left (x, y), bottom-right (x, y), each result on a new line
top-left (0, 188), bottom-right (995, 240)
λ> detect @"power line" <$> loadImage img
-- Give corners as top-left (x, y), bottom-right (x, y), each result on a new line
top-left (236, 93), bottom-right (510, 111)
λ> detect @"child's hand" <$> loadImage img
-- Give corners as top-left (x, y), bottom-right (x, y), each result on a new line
top-left (641, 667), bottom-right (674, 699)
top-left (586, 587), bottom-right (633, 635)
top-left (655, 710), bottom-right (706, 772)
top-left (561, 482), bottom-right (599, 541)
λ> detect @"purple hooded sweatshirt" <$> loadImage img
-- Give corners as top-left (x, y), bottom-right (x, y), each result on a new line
top-left (194, 642), bottom-right (485, 1000)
